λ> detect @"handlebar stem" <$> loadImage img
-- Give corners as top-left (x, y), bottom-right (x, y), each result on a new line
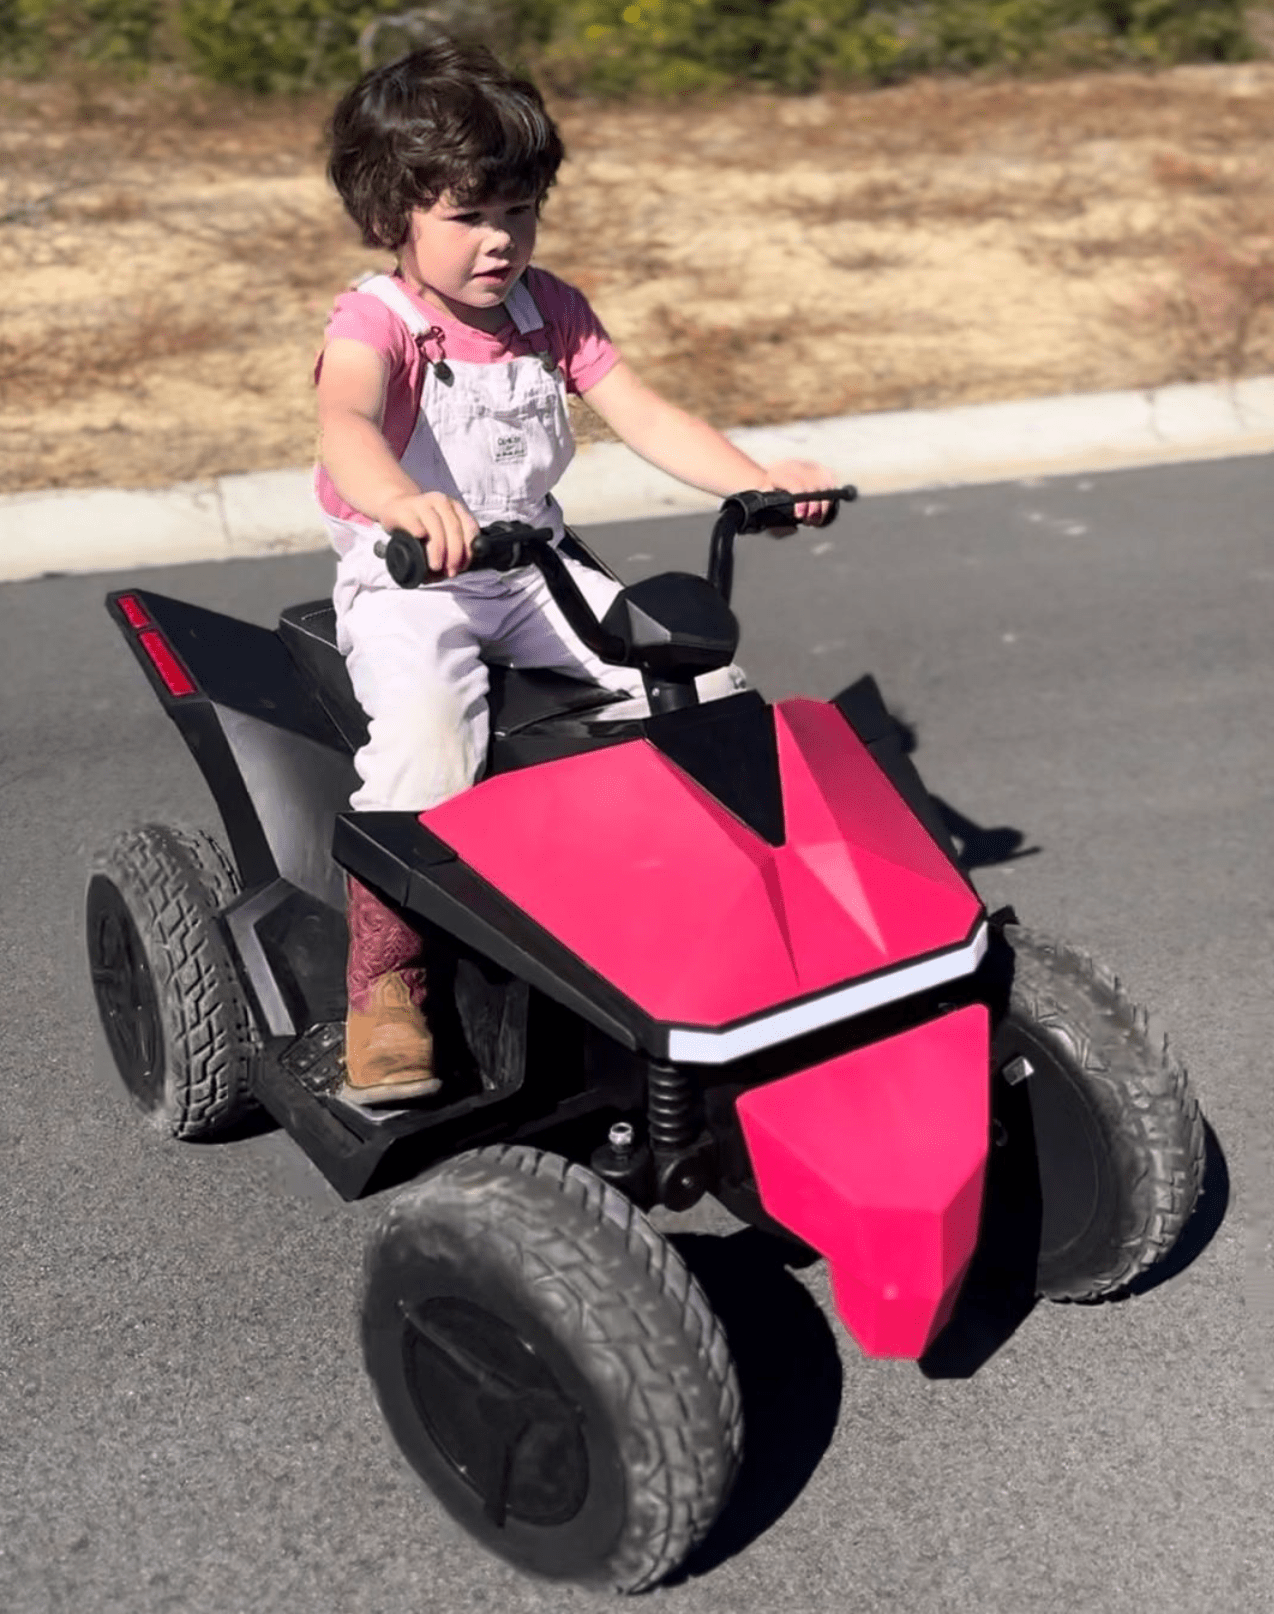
top-left (706, 485), bottom-right (857, 605)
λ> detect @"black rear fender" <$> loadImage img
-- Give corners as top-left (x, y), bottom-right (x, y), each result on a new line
top-left (106, 589), bottom-right (357, 910)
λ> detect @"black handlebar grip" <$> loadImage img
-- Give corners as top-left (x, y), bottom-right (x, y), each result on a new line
top-left (374, 521), bottom-right (556, 587)
top-left (765, 485), bottom-right (857, 532)
top-left (723, 484), bottom-right (858, 534)
top-left (375, 530), bottom-right (433, 588)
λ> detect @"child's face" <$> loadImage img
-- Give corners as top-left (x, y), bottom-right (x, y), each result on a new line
top-left (399, 192), bottom-right (539, 327)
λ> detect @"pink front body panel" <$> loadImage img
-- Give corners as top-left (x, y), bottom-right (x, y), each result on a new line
top-left (420, 698), bottom-right (980, 1029)
top-left (736, 1004), bottom-right (990, 1358)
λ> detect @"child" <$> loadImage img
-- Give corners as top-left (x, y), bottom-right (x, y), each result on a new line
top-left (315, 36), bottom-right (842, 1105)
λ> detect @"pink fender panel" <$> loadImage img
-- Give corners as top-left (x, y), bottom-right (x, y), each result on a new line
top-left (736, 1004), bottom-right (990, 1358)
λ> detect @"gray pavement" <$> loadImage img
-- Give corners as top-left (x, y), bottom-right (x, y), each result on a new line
top-left (1, 454), bottom-right (1271, 1613)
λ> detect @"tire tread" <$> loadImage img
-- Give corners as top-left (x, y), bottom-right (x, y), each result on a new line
top-left (376, 1144), bottom-right (742, 1591)
top-left (90, 823), bottom-right (256, 1139)
top-left (1004, 924), bottom-right (1204, 1299)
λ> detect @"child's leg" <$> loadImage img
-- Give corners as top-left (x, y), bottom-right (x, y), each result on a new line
top-left (335, 573), bottom-right (493, 1103)
top-left (339, 576), bottom-right (493, 813)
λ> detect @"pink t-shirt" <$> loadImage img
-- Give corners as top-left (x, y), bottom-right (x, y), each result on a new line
top-left (314, 265), bottom-right (618, 524)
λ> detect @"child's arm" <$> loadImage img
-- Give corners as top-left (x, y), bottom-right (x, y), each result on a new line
top-left (317, 337), bottom-right (477, 577)
top-left (582, 360), bottom-right (841, 523)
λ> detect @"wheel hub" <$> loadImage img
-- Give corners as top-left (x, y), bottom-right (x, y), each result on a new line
top-left (400, 1296), bottom-right (590, 1529)
top-left (87, 875), bottom-right (163, 1109)
top-left (996, 1022), bottom-right (1107, 1260)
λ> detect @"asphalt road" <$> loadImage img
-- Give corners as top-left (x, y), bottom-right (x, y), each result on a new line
top-left (2, 455), bottom-right (1271, 1613)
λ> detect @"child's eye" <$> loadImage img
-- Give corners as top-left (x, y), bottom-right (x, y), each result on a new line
top-left (446, 203), bottom-right (533, 225)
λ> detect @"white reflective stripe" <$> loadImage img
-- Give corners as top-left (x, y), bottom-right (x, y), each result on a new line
top-left (505, 277), bottom-right (544, 334)
top-left (356, 274), bottom-right (431, 336)
top-left (665, 921), bottom-right (989, 1064)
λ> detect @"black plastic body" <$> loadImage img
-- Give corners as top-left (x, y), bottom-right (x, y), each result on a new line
top-left (102, 494), bottom-right (985, 1212)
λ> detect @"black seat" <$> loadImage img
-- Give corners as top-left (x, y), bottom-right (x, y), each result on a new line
top-left (277, 601), bottom-right (370, 752)
top-left (277, 600), bottom-right (629, 760)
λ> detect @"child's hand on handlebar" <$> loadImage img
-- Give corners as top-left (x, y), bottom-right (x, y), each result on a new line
top-left (758, 460), bottom-right (843, 530)
top-left (378, 491), bottom-right (479, 579)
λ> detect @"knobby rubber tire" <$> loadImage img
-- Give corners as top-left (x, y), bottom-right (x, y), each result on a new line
top-left (996, 923), bottom-right (1205, 1301)
top-left (87, 823), bottom-right (258, 1139)
top-left (362, 1145), bottom-right (743, 1592)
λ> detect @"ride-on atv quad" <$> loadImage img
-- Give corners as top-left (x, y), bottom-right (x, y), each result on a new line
top-left (87, 488), bottom-right (1205, 1592)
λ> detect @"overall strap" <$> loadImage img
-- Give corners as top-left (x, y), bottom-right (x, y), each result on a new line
top-left (358, 271), bottom-right (544, 336)
top-left (354, 273), bottom-right (432, 336)
top-left (355, 271), bottom-right (552, 370)
top-left (504, 276), bottom-right (545, 335)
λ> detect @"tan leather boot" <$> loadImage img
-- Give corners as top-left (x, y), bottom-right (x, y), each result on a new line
top-left (344, 971), bottom-right (440, 1104)
top-left (341, 876), bottom-right (441, 1106)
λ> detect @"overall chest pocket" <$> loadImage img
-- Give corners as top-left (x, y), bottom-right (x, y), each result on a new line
top-left (424, 360), bottom-right (571, 485)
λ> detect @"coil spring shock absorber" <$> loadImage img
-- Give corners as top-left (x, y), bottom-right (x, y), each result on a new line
top-left (647, 1061), bottom-right (696, 1154)
top-left (647, 1061), bottom-right (714, 1209)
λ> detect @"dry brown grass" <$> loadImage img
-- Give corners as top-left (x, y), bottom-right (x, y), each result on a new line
top-left (1133, 236), bottom-right (1274, 378)
top-left (3, 62), bottom-right (1274, 493)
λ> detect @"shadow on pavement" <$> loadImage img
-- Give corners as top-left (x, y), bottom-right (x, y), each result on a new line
top-left (921, 1116), bottom-right (1229, 1378)
top-left (931, 793), bottom-right (1042, 871)
top-left (194, 1106), bottom-right (279, 1143)
top-left (918, 1193), bottom-right (1040, 1381)
top-left (666, 1228), bottom-right (843, 1583)
top-left (888, 703), bottom-right (1041, 872)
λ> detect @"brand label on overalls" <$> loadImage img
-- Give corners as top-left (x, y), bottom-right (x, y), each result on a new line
top-left (493, 433), bottom-right (528, 465)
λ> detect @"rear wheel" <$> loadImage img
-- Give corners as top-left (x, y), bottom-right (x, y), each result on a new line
top-left (362, 1145), bottom-right (742, 1591)
top-left (989, 924), bottom-right (1204, 1300)
top-left (86, 823), bottom-right (257, 1139)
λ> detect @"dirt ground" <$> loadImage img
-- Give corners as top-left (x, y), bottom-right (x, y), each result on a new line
top-left (2, 62), bottom-right (1273, 494)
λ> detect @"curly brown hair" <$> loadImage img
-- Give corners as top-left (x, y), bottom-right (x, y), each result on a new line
top-left (327, 38), bottom-right (566, 252)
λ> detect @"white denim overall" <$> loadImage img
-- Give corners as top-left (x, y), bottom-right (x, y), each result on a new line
top-left (326, 273), bottom-right (654, 813)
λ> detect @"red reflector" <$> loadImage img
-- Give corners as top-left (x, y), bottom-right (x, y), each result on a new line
top-left (138, 629), bottom-right (196, 697)
top-left (117, 594), bottom-right (151, 629)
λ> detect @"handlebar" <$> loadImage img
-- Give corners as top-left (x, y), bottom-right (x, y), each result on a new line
top-left (720, 484), bottom-right (857, 534)
top-left (373, 483), bottom-right (858, 608)
top-left (373, 521), bottom-right (556, 589)
top-left (708, 484), bottom-right (856, 603)
top-left (374, 521), bottom-right (627, 663)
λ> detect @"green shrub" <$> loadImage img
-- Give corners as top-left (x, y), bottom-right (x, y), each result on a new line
top-left (0, 0), bottom-right (1260, 90)
top-left (537, 0), bottom-right (769, 97)
top-left (174, 0), bottom-right (362, 90)
top-left (764, 0), bottom-right (909, 93)
top-left (172, 0), bottom-right (560, 91)
top-left (1089, 0), bottom-right (1255, 63)
top-left (1, 0), bottom-right (162, 69)
top-left (538, 0), bottom-right (1256, 96)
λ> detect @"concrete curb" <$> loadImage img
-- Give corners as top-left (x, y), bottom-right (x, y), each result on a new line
top-left (4, 376), bottom-right (1272, 583)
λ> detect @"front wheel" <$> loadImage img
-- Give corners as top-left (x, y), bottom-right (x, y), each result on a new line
top-left (361, 1145), bottom-right (742, 1591)
top-left (989, 924), bottom-right (1205, 1301)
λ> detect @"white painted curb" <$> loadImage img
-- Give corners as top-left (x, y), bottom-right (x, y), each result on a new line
top-left (3, 376), bottom-right (1271, 583)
